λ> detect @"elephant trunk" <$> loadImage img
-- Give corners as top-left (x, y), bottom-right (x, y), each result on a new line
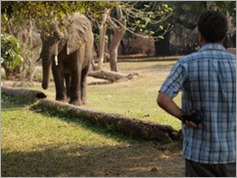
top-left (41, 40), bottom-right (60, 90)
top-left (42, 59), bottom-right (52, 90)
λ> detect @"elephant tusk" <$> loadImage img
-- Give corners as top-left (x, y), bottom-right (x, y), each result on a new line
top-left (55, 55), bottom-right (58, 66)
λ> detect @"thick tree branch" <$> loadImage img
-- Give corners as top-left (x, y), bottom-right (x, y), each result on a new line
top-left (97, 8), bottom-right (111, 68)
top-left (88, 69), bottom-right (139, 83)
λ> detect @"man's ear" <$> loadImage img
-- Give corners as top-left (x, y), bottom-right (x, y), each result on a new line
top-left (198, 32), bottom-right (205, 47)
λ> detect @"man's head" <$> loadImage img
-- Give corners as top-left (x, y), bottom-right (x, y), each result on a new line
top-left (198, 11), bottom-right (228, 45)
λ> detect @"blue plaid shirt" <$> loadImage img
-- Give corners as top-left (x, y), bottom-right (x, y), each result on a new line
top-left (159, 44), bottom-right (236, 164)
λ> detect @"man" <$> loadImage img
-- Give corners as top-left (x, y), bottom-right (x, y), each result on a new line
top-left (157, 11), bottom-right (236, 177)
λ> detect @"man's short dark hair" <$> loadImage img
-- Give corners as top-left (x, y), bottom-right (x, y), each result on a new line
top-left (198, 11), bottom-right (228, 43)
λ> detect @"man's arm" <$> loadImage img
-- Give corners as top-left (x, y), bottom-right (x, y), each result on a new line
top-left (157, 92), bottom-right (183, 120)
top-left (157, 92), bottom-right (200, 128)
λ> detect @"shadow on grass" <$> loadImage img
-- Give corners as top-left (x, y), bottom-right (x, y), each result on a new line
top-left (1, 142), bottom-right (184, 177)
top-left (1, 94), bottom-right (32, 110)
top-left (30, 102), bottom-right (147, 143)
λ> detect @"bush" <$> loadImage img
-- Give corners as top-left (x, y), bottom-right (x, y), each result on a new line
top-left (1, 32), bottom-right (24, 79)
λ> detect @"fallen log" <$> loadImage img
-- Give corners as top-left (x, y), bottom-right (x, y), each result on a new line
top-left (88, 69), bottom-right (139, 83)
top-left (33, 99), bottom-right (181, 143)
top-left (1, 86), bottom-right (47, 103)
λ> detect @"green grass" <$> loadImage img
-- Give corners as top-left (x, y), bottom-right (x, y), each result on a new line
top-left (2, 95), bottom-right (133, 149)
top-left (89, 61), bottom-right (181, 130)
top-left (2, 60), bottom-right (185, 177)
top-left (86, 73), bottom-right (181, 130)
top-left (1, 94), bottom-right (135, 176)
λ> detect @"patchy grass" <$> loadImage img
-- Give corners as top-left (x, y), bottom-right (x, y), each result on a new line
top-left (2, 60), bottom-right (185, 177)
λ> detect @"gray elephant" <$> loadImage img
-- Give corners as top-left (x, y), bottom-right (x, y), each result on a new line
top-left (39, 13), bottom-right (93, 106)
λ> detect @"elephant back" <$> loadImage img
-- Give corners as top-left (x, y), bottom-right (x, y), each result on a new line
top-left (66, 13), bottom-right (93, 55)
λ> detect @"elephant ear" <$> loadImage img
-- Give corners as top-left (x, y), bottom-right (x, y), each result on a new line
top-left (66, 13), bottom-right (92, 55)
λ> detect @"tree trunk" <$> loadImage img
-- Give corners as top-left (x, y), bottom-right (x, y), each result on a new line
top-left (154, 31), bottom-right (170, 56)
top-left (108, 8), bottom-right (126, 72)
top-left (97, 9), bottom-right (111, 68)
top-left (108, 20), bottom-right (126, 71)
top-left (33, 98), bottom-right (181, 143)
top-left (90, 8), bottom-right (131, 81)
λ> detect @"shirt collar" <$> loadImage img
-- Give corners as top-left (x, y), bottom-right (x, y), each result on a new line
top-left (200, 43), bottom-right (226, 52)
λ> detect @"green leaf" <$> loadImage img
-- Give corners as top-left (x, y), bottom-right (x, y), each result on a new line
top-left (162, 4), bottom-right (168, 8)
top-left (144, 4), bottom-right (150, 8)
top-left (158, 36), bottom-right (164, 40)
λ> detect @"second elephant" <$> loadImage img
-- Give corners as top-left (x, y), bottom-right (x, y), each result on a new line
top-left (39, 13), bottom-right (94, 106)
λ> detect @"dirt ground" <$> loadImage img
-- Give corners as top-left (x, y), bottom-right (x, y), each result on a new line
top-left (51, 142), bottom-right (185, 177)
top-left (83, 142), bottom-right (185, 177)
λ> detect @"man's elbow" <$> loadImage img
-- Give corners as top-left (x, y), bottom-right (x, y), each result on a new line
top-left (157, 92), bottom-right (171, 108)
top-left (157, 92), bottom-right (165, 107)
top-left (157, 94), bottom-right (162, 107)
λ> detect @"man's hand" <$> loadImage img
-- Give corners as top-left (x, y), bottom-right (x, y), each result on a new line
top-left (184, 120), bottom-right (201, 128)
top-left (181, 110), bottom-right (203, 128)
top-left (157, 92), bottom-right (203, 129)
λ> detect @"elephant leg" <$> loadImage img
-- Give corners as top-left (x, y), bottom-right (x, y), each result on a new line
top-left (64, 73), bottom-right (71, 99)
top-left (81, 66), bottom-right (89, 105)
top-left (69, 66), bottom-right (82, 106)
top-left (52, 65), bottom-right (67, 102)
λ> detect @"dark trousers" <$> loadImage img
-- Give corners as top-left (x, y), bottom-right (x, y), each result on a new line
top-left (185, 159), bottom-right (236, 177)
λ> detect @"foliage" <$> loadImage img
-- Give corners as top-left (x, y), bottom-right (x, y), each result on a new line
top-left (119, 2), bottom-right (173, 40)
top-left (1, 1), bottom-right (116, 26)
top-left (1, 1), bottom-right (174, 35)
top-left (2, 1), bottom-right (173, 41)
top-left (1, 13), bottom-right (41, 81)
top-left (1, 1), bottom-right (119, 74)
top-left (1, 32), bottom-right (23, 74)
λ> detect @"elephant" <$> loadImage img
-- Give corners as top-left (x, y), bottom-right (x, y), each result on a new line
top-left (39, 13), bottom-right (94, 106)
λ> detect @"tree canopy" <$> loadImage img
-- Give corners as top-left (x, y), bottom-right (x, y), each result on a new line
top-left (1, 2), bottom-right (115, 21)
